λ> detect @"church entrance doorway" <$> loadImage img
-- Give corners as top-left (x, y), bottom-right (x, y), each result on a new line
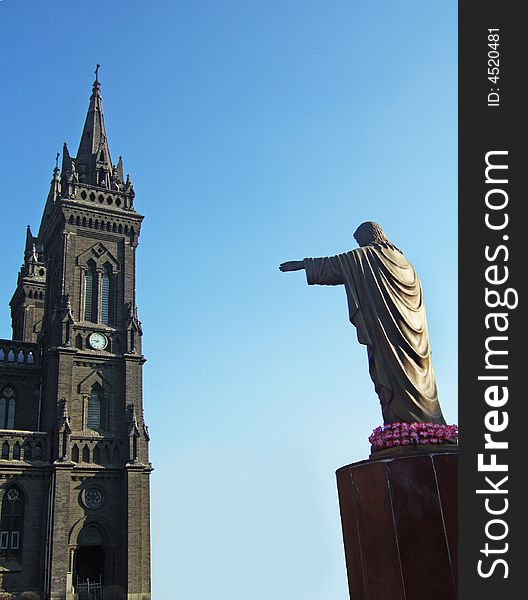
top-left (74, 544), bottom-right (104, 599)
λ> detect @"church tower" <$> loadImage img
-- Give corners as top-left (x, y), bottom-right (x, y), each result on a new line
top-left (0, 71), bottom-right (152, 600)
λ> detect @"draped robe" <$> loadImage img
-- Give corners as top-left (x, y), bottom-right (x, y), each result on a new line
top-left (304, 246), bottom-right (445, 424)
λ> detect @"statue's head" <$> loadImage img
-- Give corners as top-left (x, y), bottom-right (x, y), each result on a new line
top-left (354, 222), bottom-right (401, 252)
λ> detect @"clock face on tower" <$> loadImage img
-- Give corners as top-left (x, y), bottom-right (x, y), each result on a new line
top-left (88, 332), bottom-right (108, 350)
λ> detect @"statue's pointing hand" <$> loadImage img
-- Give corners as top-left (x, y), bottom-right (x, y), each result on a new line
top-left (279, 261), bottom-right (305, 272)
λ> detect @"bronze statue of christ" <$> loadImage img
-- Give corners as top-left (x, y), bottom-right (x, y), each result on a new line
top-left (280, 221), bottom-right (446, 425)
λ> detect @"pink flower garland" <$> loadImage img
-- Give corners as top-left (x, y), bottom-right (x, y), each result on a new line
top-left (369, 422), bottom-right (458, 449)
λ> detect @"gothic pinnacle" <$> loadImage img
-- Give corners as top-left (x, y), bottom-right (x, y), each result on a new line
top-left (76, 68), bottom-right (112, 186)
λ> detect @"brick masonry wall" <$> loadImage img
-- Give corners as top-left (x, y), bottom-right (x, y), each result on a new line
top-left (0, 468), bottom-right (49, 595)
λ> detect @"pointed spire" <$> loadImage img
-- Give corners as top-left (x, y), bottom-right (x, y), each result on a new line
top-left (22, 225), bottom-right (40, 277)
top-left (116, 156), bottom-right (124, 182)
top-left (61, 142), bottom-right (72, 175)
top-left (75, 66), bottom-right (113, 187)
top-left (38, 158), bottom-right (62, 237)
top-left (24, 225), bottom-right (34, 257)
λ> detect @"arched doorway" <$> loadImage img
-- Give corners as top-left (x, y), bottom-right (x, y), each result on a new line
top-left (74, 524), bottom-right (105, 599)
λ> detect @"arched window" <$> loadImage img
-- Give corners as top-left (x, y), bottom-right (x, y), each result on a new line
top-left (101, 263), bottom-right (115, 325)
top-left (0, 386), bottom-right (16, 429)
top-left (33, 444), bottom-right (42, 460)
top-left (13, 443), bottom-right (21, 460)
top-left (84, 260), bottom-right (97, 322)
top-left (23, 443), bottom-right (31, 461)
top-left (72, 445), bottom-right (80, 463)
top-left (0, 486), bottom-right (24, 560)
top-left (101, 269), bottom-right (110, 324)
top-left (83, 259), bottom-right (116, 325)
top-left (87, 389), bottom-right (101, 430)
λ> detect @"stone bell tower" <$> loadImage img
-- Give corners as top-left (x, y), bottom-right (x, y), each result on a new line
top-left (0, 69), bottom-right (152, 600)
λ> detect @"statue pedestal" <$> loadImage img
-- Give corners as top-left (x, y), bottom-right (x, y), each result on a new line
top-left (336, 449), bottom-right (458, 600)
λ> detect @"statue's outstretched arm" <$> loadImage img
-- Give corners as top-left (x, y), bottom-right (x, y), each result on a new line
top-left (279, 260), bottom-right (305, 272)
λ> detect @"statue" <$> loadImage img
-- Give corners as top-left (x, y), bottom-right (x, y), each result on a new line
top-left (70, 161), bottom-right (79, 183)
top-left (67, 161), bottom-right (79, 198)
top-left (30, 243), bottom-right (39, 264)
top-left (280, 221), bottom-right (445, 425)
top-left (125, 174), bottom-right (135, 196)
top-left (111, 165), bottom-right (123, 191)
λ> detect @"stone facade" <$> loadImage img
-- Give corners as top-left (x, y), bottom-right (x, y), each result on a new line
top-left (0, 74), bottom-right (152, 599)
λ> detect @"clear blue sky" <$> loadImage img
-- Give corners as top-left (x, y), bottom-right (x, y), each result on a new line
top-left (1, 1), bottom-right (456, 598)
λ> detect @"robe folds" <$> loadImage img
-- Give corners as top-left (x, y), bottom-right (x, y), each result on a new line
top-left (304, 246), bottom-right (445, 425)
